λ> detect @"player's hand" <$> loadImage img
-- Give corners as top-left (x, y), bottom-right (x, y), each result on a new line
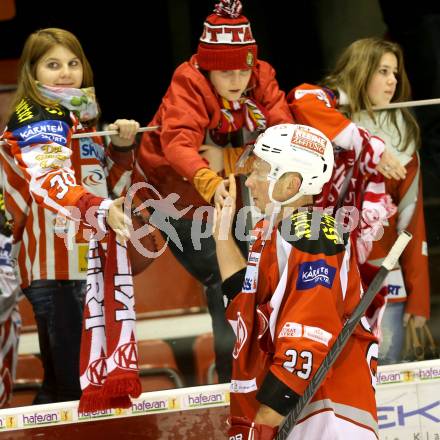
top-left (213, 179), bottom-right (229, 208)
top-left (228, 416), bottom-right (278, 440)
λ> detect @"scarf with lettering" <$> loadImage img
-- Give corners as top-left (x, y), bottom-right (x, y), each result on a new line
top-left (37, 83), bottom-right (98, 122)
top-left (315, 127), bottom-right (396, 264)
top-left (78, 230), bottom-right (141, 413)
top-left (215, 96), bottom-right (267, 135)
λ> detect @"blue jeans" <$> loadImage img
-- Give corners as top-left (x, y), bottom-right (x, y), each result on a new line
top-left (159, 215), bottom-right (236, 383)
top-left (23, 280), bottom-right (85, 403)
top-left (378, 301), bottom-right (405, 365)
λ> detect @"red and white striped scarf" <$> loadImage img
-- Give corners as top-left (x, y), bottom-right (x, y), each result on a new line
top-left (78, 230), bottom-right (141, 412)
top-left (316, 128), bottom-right (396, 264)
top-left (216, 96), bottom-right (267, 134)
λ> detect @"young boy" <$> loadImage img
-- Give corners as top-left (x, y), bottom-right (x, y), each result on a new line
top-left (134, 0), bottom-right (292, 382)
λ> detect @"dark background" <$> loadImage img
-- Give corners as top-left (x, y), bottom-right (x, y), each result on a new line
top-left (2, 0), bottom-right (440, 376)
top-left (0, 0), bottom-right (324, 123)
top-left (2, 0), bottom-right (440, 234)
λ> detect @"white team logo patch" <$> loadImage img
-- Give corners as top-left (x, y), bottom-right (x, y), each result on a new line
top-left (294, 88), bottom-right (331, 108)
top-left (232, 314), bottom-right (248, 359)
top-left (248, 252), bottom-right (260, 264)
top-left (81, 165), bottom-right (108, 198)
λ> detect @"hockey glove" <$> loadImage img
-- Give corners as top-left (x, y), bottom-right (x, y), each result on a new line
top-left (228, 416), bottom-right (278, 440)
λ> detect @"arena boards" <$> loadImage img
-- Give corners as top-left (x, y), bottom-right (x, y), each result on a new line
top-left (0, 359), bottom-right (439, 439)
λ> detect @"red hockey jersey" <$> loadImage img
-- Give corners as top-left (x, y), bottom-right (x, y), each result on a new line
top-left (226, 210), bottom-right (379, 438)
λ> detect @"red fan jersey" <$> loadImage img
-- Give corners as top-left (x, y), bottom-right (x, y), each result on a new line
top-left (1, 98), bottom-right (134, 286)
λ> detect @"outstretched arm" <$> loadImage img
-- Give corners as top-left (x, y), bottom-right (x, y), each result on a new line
top-left (213, 174), bottom-right (246, 281)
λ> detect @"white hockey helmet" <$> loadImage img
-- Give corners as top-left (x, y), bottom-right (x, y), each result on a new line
top-left (241, 123), bottom-right (334, 205)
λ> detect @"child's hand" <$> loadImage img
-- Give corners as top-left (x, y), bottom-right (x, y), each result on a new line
top-left (212, 174), bottom-right (236, 242)
top-left (214, 172), bottom-right (237, 208)
top-left (109, 119), bottom-right (140, 148)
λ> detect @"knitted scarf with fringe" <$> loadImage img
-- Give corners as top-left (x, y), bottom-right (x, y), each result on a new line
top-left (216, 96), bottom-right (267, 134)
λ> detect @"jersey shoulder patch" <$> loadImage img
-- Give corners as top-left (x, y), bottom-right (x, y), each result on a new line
top-left (278, 209), bottom-right (347, 256)
top-left (7, 98), bottom-right (73, 147)
top-left (8, 98), bottom-right (72, 130)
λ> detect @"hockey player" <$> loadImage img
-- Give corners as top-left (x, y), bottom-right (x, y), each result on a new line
top-left (214, 123), bottom-right (379, 439)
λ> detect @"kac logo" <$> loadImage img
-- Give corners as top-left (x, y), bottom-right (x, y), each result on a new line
top-left (86, 357), bottom-right (107, 385)
top-left (114, 341), bottom-right (138, 370)
top-left (232, 314), bottom-right (247, 359)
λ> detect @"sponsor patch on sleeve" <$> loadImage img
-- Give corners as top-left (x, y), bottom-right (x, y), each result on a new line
top-left (303, 325), bottom-right (332, 346)
top-left (294, 88), bottom-right (332, 108)
top-left (296, 259), bottom-right (336, 290)
top-left (278, 322), bottom-right (333, 346)
top-left (13, 120), bottom-right (70, 147)
top-left (278, 322), bottom-right (302, 338)
top-left (80, 138), bottom-right (105, 161)
top-left (242, 264), bottom-right (258, 293)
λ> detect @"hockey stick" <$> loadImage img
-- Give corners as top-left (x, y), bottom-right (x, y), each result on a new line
top-left (71, 125), bottom-right (160, 139)
top-left (276, 230), bottom-right (412, 440)
top-left (0, 125), bottom-right (161, 146)
top-left (372, 97), bottom-right (440, 110)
